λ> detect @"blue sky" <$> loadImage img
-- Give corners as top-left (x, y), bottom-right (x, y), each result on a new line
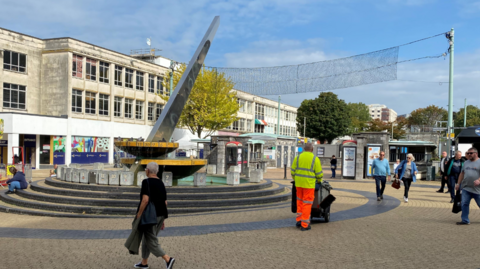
top-left (1, 0), bottom-right (479, 115)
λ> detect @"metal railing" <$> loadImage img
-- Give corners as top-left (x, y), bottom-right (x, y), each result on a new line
top-left (390, 153), bottom-right (432, 163)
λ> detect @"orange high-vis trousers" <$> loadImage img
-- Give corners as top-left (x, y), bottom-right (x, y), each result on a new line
top-left (296, 187), bottom-right (315, 228)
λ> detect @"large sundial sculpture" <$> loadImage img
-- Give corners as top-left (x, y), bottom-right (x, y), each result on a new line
top-left (115, 16), bottom-right (220, 182)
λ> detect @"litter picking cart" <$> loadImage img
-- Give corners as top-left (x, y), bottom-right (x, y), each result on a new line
top-left (291, 181), bottom-right (334, 223)
top-left (310, 182), bottom-right (333, 222)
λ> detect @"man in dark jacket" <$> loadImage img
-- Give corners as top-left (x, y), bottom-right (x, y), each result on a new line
top-left (6, 167), bottom-right (28, 194)
top-left (446, 151), bottom-right (465, 203)
top-left (437, 151), bottom-right (449, 193)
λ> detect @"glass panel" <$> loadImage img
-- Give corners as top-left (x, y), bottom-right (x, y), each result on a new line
top-left (12, 52), bottom-right (18, 65)
top-left (4, 51), bottom-right (11, 64)
top-left (19, 91), bottom-right (25, 104)
top-left (20, 54), bottom-right (26, 68)
top-left (3, 89), bottom-right (10, 102)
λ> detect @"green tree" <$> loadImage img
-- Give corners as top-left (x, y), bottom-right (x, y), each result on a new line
top-left (408, 105), bottom-right (447, 127)
top-left (365, 118), bottom-right (407, 140)
top-left (161, 64), bottom-right (240, 138)
top-left (296, 92), bottom-right (350, 143)
top-left (346, 102), bottom-right (370, 133)
top-left (453, 105), bottom-right (480, 135)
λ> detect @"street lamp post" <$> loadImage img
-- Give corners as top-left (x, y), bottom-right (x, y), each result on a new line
top-left (446, 28), bottom-right (454, 158)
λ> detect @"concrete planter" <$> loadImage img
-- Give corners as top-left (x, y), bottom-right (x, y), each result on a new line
top-left (227, 172), bottom-right (240, 185)
top-left (194, 172), bottom-right (207, 187)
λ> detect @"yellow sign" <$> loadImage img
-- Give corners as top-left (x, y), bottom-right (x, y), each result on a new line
top-left (447, 133), bottom-right (455, 139)
top-left (0, 118), bottom-right (3, 140)
top-left (304, 138), bottom-right (307, 143)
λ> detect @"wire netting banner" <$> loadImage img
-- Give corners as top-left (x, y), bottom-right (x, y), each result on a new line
top-left (208, 47), bottom-right (399, 95)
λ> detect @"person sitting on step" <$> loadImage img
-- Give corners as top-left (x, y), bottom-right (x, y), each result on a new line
top-left (6, 167), bottom-right (28, 194)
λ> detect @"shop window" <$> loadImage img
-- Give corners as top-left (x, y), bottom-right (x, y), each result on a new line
top-left (114, 65), bottom-right (122, 86)
top-left (125, 68), bottom-right (134, 88)
top-left (136, 101), bottom-right (144, 120)
top-left (72, 54), bottom-right (83, 78)
top-left (3, 83), bottom-right (26, 109)
top-left (136, 71), bottom-right (144, 91)
top-left (114, 97), bottom-right (122, 117)
top-left (85, 92), bottom-right (96, 114)
top-left (155, 104), bottom-right (163, 120)
top-left (86, 58), bottom-right (97, 81)
top-left (125, 99), bottom-right (133, 118)
top-left (3, 50), bottom-right (27, 73)
top-left (99, 94), bottom-right (109, 116)
top-left (148, 74), bottom-right (155, 93)
top-left (72, 89), bottom-right (82, 112)
top-left (99, 61), bottom-right (109, 83)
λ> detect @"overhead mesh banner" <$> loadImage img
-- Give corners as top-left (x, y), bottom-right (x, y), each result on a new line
top-left (208, 47), bottom-right (399, 95)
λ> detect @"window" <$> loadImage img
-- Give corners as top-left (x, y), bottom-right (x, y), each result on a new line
top-left (125, 68), bottom-right (134, 88)
top-left (239, 118), bottom-right (245, 131)
top-left (3, 50), bottom-right (26, 73)
top-left (114, 97), bottom-right (122, 117)
top-left (155, 104), bottom-right (163, 120)
top-left (99, 94), bottom-right (109, 116)
top-left (99, 62), bottom-right (109, 83)
top-left (136, 71), bottom-right (144, 91)
top-left (85, 92), bottom-right (96, 114)
top-left (135, 101), bottom-right (144, 120)
top-left (3, 83), bottom-right (26, 109)
top-left (114, 65), bottom-right (122, 86)
top-left (238, 99), bottom-right (246, 113)
top-left (86, 58), bottom-right (97, 81)
top-left (157, 77), bottom-right (164, 95)
top-left (148, 102), bottom-right (154, 120)
top-left (232, 120), bottom-right (239, 131)
top-left (125, 99), bottom-right (133, 118)
top-left (72, 54), bottom-right (83, 78)
top-left (148, 75), bottom-right (155, 93)
top-left (255, 103), bottom-right (265, 120)
top-left (72, 89), bottom-right (82, 112)
top-left (246, 119), bottom-right (252, 132)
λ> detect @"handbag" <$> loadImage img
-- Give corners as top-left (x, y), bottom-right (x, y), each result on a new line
top-left (392, 179), bottom-right (401, 189)
top-left (452, 190), bottom-right (462, 214)
top-left (139, 179), bottom-right (158, 227)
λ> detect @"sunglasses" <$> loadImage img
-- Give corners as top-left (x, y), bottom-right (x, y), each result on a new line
top-left (466, 152), bottom-right (476, 155)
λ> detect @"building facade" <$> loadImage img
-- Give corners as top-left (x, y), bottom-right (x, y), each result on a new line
top-left (368, 104), bottom-right (397, 122)
top-left (0, 27), bottom-right (298, 167)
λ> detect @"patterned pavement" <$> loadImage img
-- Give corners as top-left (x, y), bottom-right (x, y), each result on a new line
top-left (1, 169), bottom-right (480, 269)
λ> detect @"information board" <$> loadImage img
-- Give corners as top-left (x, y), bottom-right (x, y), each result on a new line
top-left (342, 146), bottom-right (356, 178)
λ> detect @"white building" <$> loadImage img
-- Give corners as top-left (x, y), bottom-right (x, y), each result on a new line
top-left (368, 104), bottom-right (397, 122)
top-left (0, 27), bottom-right (298, 168)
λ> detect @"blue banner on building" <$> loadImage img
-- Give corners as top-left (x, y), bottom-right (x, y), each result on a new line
top-left (71, 152), bottom-right (109, 164)
top-left (53, 153), bottom-right (65, 165)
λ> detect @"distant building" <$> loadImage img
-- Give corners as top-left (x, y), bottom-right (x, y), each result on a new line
top-left (368, 104), bottom-right (397, 122)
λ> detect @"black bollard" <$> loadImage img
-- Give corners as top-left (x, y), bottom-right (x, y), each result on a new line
top-left (284, 164), bottom-right (287, 179)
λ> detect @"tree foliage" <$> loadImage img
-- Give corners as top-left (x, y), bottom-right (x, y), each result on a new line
top-left (346, 102), bottom-right (370, 133)
top-left (364, 118), bottom-right (407, 140)
top-left (161, 64), bottom-right (240, 138)
top-left (454, 105), bottom-right (480, 128)
top-left (408, 105), bottom-right (447, 127)
top-left (296, 92), bottom-right (350, 143)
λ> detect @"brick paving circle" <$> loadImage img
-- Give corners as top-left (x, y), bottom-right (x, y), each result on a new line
top-left (0, 188), bottom-right (399, 239)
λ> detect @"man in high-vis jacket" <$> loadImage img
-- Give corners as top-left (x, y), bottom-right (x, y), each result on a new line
top-left (291, 142), bottom-right (323, 231)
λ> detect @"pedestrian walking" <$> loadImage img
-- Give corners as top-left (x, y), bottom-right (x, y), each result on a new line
top-left (125, 162), bottom-right (175, 269)
top-left (330, 155), bottom-right (337, 178)
top-left (5, 167), bottom-right (28, 194)
top-left (445, 151), bottom-right (465, 203)
top-left (393, 159), bottom-right (400, 179)
top-left (437, 151), bottom-right (450, 193)
top-left (455, 147), bottom-right (480, 225)
top-left (291, 143), bottom-right (323, 231)
top-left (371, 151), bottom-right (391, 201)
top-left (395, 153), bottom-right (418, 203)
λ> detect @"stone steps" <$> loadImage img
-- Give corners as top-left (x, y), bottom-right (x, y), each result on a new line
top-left (31, 181), bottom-right (285, 201)
top-left (0, 177), bottom-right (291, 217)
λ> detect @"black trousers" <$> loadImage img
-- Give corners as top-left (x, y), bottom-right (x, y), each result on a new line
top-left (439, 172), bottom-right (448, 191)
top-left (402, 178), bottom-right (413, 198)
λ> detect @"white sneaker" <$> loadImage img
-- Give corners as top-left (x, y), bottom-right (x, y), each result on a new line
top-left (404, 197), bottom-right (408, 203)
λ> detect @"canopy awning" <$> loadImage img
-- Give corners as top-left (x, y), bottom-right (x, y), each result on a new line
top-left (254, 119), bottom-right (264, 125)
top-left (456, 126), bottom-right (480, 144)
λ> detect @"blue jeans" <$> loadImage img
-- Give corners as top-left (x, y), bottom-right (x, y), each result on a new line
top-left (448, 175), bottom-right (459, 200)
top-left (331, 166), bottom-right (336, 178)
top-left (374, 176), bottom-right (386, 198)
top-left (8, 181), bottom-right (21, 192)
top-left (461, 190), bottom-right (480, 224)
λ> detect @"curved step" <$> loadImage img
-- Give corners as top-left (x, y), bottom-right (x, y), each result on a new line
top-left (31, 181), bottom-right (286, 200)
top-left (0, 191), bottom-right (289, 216)
top-left (15, 186), bottom-right (289, 208)
top-left (45, 177), bottom-right (272, 193)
